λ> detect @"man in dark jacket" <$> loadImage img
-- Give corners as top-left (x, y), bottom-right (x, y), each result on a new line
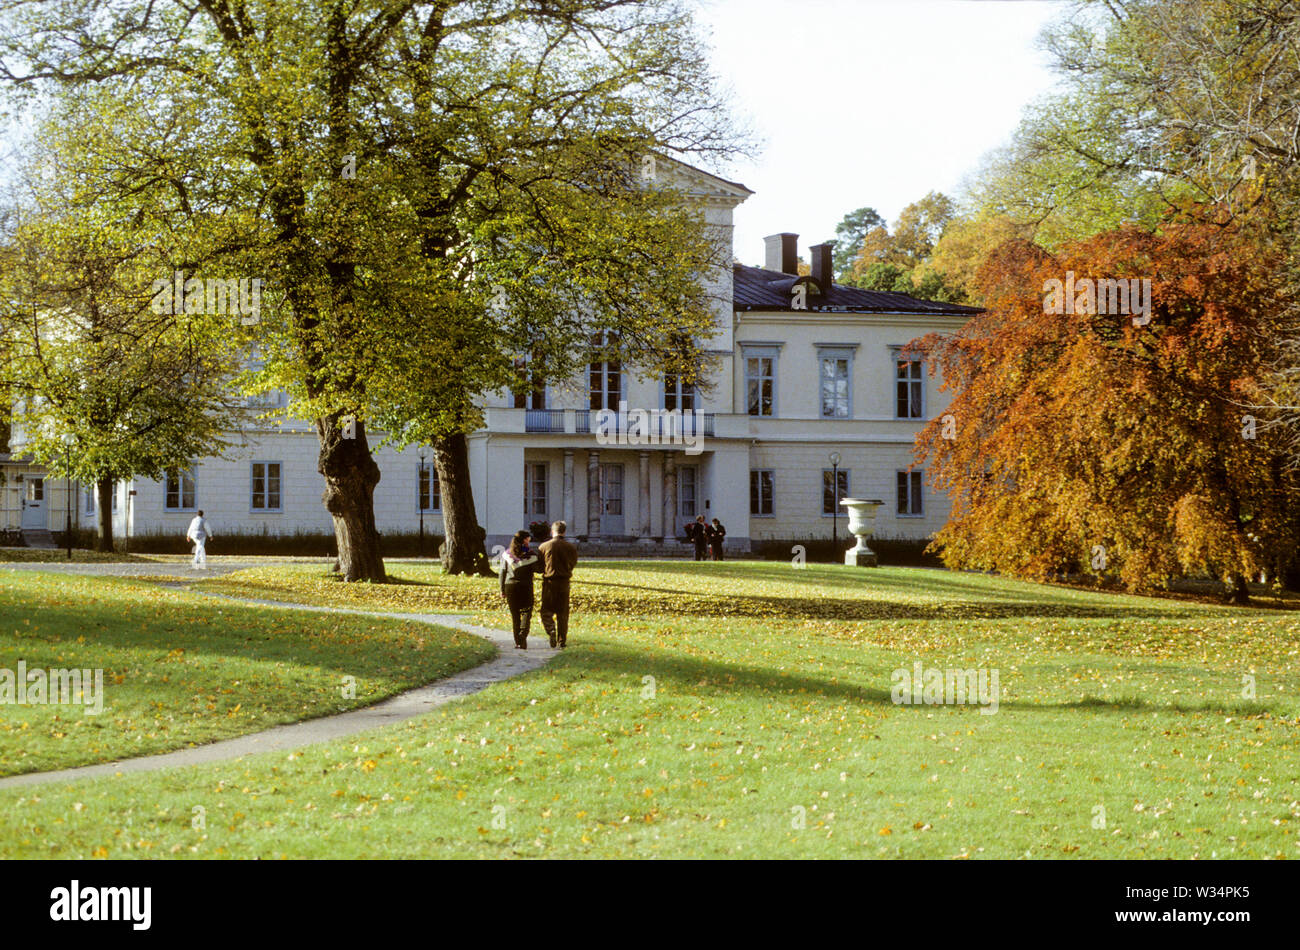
top-left (538, 520), bottom-right (579, 648)
top-left (686, 514), bottom-right (709, 561)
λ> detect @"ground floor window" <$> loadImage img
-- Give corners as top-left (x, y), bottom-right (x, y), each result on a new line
top-left (822, 468), bottom-right (849, 515)
top-left (750, 469), bottom-right (774, 516)
top-left (82, 485), bottom-right (95, 515)
top-left (897, 470), bottom-right (923, 516)
top-left (418, 462), bottom-right (441, 512)
top-left (165, 466), bottom-right (197, 511)
top-left (524, 463), bottom-right (547, 517)
top-left (679, 465), bottom-right (697, 518)
top-left (251, 462), bottom-right (282, 511)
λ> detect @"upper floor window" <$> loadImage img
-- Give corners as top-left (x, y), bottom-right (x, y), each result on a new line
top-left (589, 333), bottom-right (622, 411)
top-left (511, 355), bottom-right (546, 410)
top-left (818, 346), bottom-right (855, 418)
top-left (245, 346), bottom-right (289, 410)
top-left (743, 345), bottom-right (780, 417)
top-left (664, 374), bottom-right (697, 412)
top-left (895, 352), bottom-right (924, 419)
top-left (418, 462), bottom-right (441, 512)
top-left (165, 466), bottom-right (197, 511)
top-left (251, 461), bottom-right (282, 511)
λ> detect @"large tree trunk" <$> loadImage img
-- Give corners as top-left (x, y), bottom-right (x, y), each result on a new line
top-left (95, 477), bottom-right (114, 553)
top-left (435, 431), bottom-right (494, 576)
top-left (317, 415), bottom-right (385, 582)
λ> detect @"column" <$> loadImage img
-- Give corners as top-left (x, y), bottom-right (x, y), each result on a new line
top-left (637, 450), bottom-right (652, 542)
top-left (562, 449), bottom-right (575, 528)
top-left (586, 449), bottom-right (601, 539)
top-left (662, 453), bottom-right (678, 541)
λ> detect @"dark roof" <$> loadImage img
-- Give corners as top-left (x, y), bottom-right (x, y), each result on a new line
top-left (733, 263), bottom-right (981, 315)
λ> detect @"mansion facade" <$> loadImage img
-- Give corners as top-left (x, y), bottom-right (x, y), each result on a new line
top-left (2, 160), bottom-right (978, 554)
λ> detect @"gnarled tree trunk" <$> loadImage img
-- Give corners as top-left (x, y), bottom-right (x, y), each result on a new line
top-left (317, 415), bottom-right (385, 582)
top-left (435, 431), bottom-right (493, 576)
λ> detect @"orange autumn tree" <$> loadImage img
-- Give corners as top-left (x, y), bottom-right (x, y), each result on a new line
top-left (910, 214), bottom-right (1300, 603)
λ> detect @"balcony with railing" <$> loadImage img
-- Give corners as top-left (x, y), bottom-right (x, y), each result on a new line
top-left (524, 409), bottom-right (566, 433)
top-left (507, 407), bottom-right (716, 440)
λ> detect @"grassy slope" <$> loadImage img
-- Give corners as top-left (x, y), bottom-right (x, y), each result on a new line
top-left (2, 562), bottom-right (1297, 859)
top-left (0, 572), bottom-right (494, 776)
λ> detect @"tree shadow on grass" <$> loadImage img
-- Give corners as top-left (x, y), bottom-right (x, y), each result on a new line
top-left (569, 580), bottom-right (1206, 621)
top-left (581, 641), bottom-right (1285, 719)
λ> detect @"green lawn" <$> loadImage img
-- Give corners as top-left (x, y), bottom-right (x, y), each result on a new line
top-left (1, 561), bottom-right (1297, 859)
top-left (0, 548), bottom-right (157, 563)
top-left (0, 572), bottom-right (494, 776)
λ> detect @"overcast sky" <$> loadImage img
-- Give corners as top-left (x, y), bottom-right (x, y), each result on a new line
top-left (693, 0), bottom-right (1064, 265)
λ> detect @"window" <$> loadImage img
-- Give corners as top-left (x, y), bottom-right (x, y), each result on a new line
top-left (823, 468), bottom-right (849, 515)
top-left (247, 389), bottom-right (288, 410)
top-left (418, 462), bottom-right (441, 512)
top-left (111, 483), bottom-right (118, 513)
top-left (589, 333), bottom-right (622, 411)
top-left (524, 463), bottom-right (547, 517)
top-left (82, 485), bottom-right (95, 515)
top-left (165, 466), bottom-right (197, 511)
top-left (664, 374), bottom-right (697, 412)
top-left (251, 462), bottom-right (282, 511)
top-left (246, 346), bottom-right (288, 409)
top-left (741, 343), bottom-right (781, 417)
top-left (897, 470), bottom-right (924, 516)
top-left (26, 478), bottom-right (43, 502)
top-left (750, 469), bottom-right (774, 516)
top-left (818, 347), bottom-right (854, 418)
top-left (679, 466), bottom-right (698, 518)
top-left (895, 353), bottom-right (924, 419)
top-left (511, 355), bottom-right (546, 410)
top-left (745, 356), bottom-right (776, 416)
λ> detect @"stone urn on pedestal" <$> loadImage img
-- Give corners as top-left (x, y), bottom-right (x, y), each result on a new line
top-left (840, 498), bottom-right (884, 567)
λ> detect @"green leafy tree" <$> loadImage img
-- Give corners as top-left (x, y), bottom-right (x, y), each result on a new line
top-left (0, 94), bottom-right (247, 551)
top-left (831, 206), bottom-right (884, 278)
top-left (0, 0), bottom-right (744, 579)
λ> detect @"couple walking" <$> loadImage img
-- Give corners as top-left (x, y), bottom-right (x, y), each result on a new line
top-left (684, 514), bottom-right (725, 561)
top-left (498, 520), bottom-right (577, 650)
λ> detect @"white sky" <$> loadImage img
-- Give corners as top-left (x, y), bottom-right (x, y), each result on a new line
top-left (692, 0), bottom-right (1065, 265)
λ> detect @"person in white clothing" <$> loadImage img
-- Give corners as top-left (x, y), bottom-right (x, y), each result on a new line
top-left (186, 510), bottom-right (214, 569)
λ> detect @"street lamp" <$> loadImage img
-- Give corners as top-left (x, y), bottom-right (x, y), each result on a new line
top-left (418, 452), bottom-right (427, 558)
top-left (828, 451), bottom-right (842, 556)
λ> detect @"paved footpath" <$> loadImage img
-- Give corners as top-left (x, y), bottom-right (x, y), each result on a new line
top-left (0, 590), bottom-right (556, 790)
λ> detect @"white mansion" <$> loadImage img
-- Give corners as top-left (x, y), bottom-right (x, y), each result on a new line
top-left (2, 160), bottom-right (978, 554)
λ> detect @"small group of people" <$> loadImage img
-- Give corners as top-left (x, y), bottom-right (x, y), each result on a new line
top-left (498, 520), bottom-right (578, 650)
top-left (684, 514), bottom-right (725, 561)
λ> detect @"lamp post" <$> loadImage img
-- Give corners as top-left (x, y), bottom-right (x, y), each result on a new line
top-left (828, 451), bottom-right (841, 556)
top-left (418, 452), bottom-right (426, 558)
top-left (62, 433), bottom-right (75, 560)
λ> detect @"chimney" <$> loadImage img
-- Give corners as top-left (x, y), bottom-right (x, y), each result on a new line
top-left (764, 233), bottom-right (799, 275)
top-left (810, 242), bottom-right (834, 290)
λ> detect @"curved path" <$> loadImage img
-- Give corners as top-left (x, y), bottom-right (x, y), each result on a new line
top-left (0, 593), bottom-right (554, 790)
